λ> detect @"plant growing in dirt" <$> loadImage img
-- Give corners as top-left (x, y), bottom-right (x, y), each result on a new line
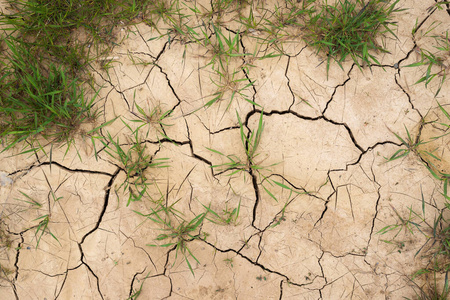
top-left (136, 197), bottom-right (206, 275)
top-left (302, 0), bottom-right (403, 74)
top-left (207, 110), bottom-right (299, 201)
top-left (15, 191), bottom-right (61, 248)
top-left (128, 100), bottom-right (174, 142)
top-left (100, 121), bottom-right (169, 206)
top-left (406, 22), bottom-right (449, 97)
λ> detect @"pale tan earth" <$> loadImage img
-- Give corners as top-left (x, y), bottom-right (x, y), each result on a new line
top-left (1, 0), bottom-right (450, 299)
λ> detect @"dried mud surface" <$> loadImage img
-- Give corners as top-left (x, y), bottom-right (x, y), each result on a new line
top-left (1, 1), bottom-right (450, 299)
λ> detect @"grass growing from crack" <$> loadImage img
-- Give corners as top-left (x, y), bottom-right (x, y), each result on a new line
top-left (15, 191), bottom-right (61, 248)
top-left (407, 271), bottom-right (449, 300)
top-left (101, 121), bottom-right (170, 206)
top-left (207, 110), bottom-right (299, 201)
top-left (302, 0), bottom-right (402, 75)
top-left (406, 21), bottom-right (449, 97)
top-left (135, 189), bottom-right (206, 276)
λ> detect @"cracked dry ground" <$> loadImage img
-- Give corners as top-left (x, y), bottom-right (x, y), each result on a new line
top-left (2, 1), bottom-right (450, 299)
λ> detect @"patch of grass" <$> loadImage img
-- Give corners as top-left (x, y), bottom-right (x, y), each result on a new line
top-left (207, 110), bottom-right (300, 201)
top-left (201, 198), bottom-right (241, 226)
top-left (128, 100), bottom-right (174, 142)
top-left (0, 37), bottom-right (101, 157)
top-left (302, 0), bottom-right (403, 75)
top-left (0, 0), bottom-right (153, 71)
top-left (386, 125), bottom-right (439, 163)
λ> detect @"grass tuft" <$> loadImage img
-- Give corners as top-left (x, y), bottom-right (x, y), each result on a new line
top-left (302, 0), bottom-right (402, 75)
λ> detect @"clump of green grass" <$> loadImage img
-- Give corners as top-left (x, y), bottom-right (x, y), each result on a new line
top-left (302, 0), bottom-right (403, 74)
top-left (100, 121), bottom-right (170, 206)
top-left (0, 37), bottom-right (101, 156)
top-left (0, 0), bottom-right (153, 71)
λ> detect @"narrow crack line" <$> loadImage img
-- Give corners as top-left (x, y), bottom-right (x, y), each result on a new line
top-left (285, 56), bottom-right (296, 111)
top-left (7, 162), bottom-right (40, 177)
top-left (394, 73), bottom-right (423, 119)
top-left (79, 167), bottom-right (120, 245)
top-left (54, 267), bottom-right (72, 299)
top-left (249, 166), bottom-right (262, 231)
top-left (122, 233), bottom-right (158, 272)
top-left (123, 50), bottom-right (156, 61)
top-left (342, 140), bottom-right (401, 171)
top-left (154, 40), bottom-right (169, 62)
top-left (201, 238), bottom-right (305, 287)
top-left (322, 64), bottom-right (355, 115)
top-left (153, 64), bottom-right (183, 113)
top-left (81, 260), bottom-right (104, 300)
top-left (128, 267), bottom-right (147, 299)
top-left (246, 108), bottom-right (365, 152)
top-left (38, 161), bottom-right (114, 177)
top-left (185, 120), bottom-right (216, 173)
top-left (144, 138), bottom-right (189, 146)
top-left (313, 173), bottom-right (336, 227)
top-left (366, 158), bottom-right (382, 249)
top-left (279, 279), bottom-right (284, 300)
top-left (322, 115), bottom-right (364, 152)
top-left (13, 232), bottom-right (24, 282)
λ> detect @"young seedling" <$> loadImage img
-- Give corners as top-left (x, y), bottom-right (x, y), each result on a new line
top-left (406, 23), bottom-right (449, 97)
top-left (377, 203), bottom-right (425, 253)
top-left (128, 100), bottom-right (174, 142)
top-left (144, 203), bottom-right (207, 276)
top-left (406, 270), bottom-right (449, 300)
top-left (101, 121), bottom-right (170, 206)
top-left (201, 198), bottom-right (241, 226)
top-left (386, 125), bottom-right (439, 163)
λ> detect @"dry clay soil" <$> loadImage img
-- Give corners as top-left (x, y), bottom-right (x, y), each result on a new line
top-left (1, 0), bottom-right (450, 299)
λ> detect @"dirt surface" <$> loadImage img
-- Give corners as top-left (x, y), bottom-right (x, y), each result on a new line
top-left (1, 0), bottom-right (450, 299)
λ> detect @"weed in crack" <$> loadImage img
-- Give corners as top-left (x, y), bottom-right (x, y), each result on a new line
top-left (406, 22), bottom-right (449, 97)
top-left (135, 187), bottom-right (206, 276)
top-left (100, 121), bottom-right (170, 206)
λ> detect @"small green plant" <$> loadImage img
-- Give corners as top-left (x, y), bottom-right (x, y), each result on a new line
top-left (224, 257), bottom-right (234, 268)
top-left (129, 100), bottom-right (174, 141)
top-left (201, 198), bottom-right (241, 225)
top-left (101, 121), bottom-right (169, 206)
top-left (139, 201), bottom-right (206, 276)
top-left (207, 110), bottom-right (299, 201)
top-left (16, 191), bottom-right (61, 248)
top-left (406, 22), bottom-right (449, 97)
top-left (386, 125), bottom-right (439, 163)
top-left (127, 272), bottom-right (151, 300)
top-left (302, 0), bottom-right (402, 75)
top-left (377, 203), bottom-right (424, 253)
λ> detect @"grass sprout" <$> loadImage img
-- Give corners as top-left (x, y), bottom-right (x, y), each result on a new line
top-left (406, 25), bottom-right (449, 97)
top-left (136, 197), bottom-right (206, 276)
top-left (101, 121), bottom-right (170, 206)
